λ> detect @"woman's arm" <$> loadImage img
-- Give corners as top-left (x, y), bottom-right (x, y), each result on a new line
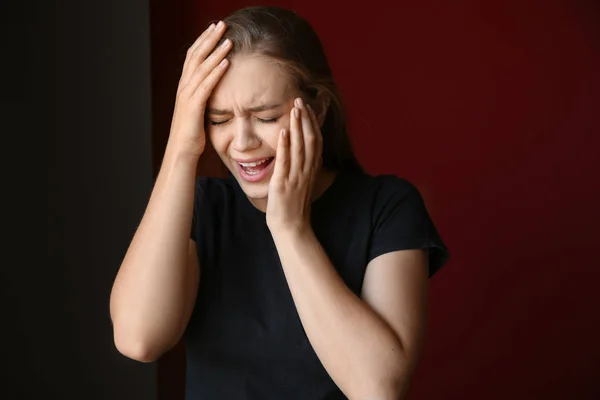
top-left (272, 228), bottom-right (429, 400)
top-left (109, 21), bottom-right (231, 362)
top-left (109, 147), bottom-right (200, 363)
top-left (266, 98), bottom-right (429, 398)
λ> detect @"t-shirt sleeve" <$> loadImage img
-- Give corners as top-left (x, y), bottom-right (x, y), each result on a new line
top-left (367, 177), bottom-right (449, 277)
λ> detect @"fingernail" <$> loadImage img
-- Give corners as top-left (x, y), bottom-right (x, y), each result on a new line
top-left (217, 21), bottom-right (224, 29)
top-left (221, 39), bottom-right (231, 47)
top-left (207, 23), bottom-right (215, 32)
top-left (219, 59), bottom-right (228, 68)
top-left (296, 98), bottom-right (304, 108)
top-left (293, 108), bottom-right (300, 118)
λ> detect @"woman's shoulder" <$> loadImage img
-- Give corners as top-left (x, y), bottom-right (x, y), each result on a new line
top-left (346, 171), bottom-right (423, 201)
top-left (321, 171), bottom-right (426, 220)
top-left (371, 173), bottom-right (419, 189)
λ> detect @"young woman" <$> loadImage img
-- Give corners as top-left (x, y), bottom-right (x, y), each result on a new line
top-left (110, 6), bottom-right (449, 400)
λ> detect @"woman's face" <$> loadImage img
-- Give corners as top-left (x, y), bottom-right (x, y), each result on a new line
top-left (206, 54), bottom-right (299, 205)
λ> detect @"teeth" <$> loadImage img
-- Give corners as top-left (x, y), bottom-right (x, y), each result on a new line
top-left (239, 158), bottom-right (269, 167)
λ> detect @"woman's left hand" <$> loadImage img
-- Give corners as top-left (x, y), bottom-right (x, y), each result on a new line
top-left (266, 97), bottom-right (323, 234)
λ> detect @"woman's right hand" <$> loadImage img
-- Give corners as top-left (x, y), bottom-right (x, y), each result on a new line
top-left (168, 21), bottom-right (232, 158)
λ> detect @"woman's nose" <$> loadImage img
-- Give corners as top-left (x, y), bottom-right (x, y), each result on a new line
top-left (231, 119), bottom-right (261, 152)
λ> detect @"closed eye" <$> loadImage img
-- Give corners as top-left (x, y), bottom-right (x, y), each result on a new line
top-left (207, 116), bottom-right (280, 126)
top-left (257, 117), bottom-right (280, 124)
top-left (208, 119), bottom-right (230, 126)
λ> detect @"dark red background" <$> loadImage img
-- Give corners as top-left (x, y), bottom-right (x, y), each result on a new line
top-left (149, 1), bottom-right (600, 398)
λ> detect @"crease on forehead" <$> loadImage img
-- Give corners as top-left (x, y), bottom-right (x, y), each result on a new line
top-left (209, 53), bottom-right (297, 111)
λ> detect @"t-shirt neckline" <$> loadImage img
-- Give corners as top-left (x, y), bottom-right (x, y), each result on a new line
top-left (227, 170), bottom-right (352, 217)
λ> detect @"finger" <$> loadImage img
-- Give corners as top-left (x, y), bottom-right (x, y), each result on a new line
top-left (182, 41), bottom-right (231, 94)
top-left (182, 21), bottom-right (224, 78)
top-left (187, 22), bottom-right (217, 54)
top-left (296, 98), bottom-right (316, 175)
top-left (183, 38), bottom-right (231, 93)
top-left (306, 104), bottom-right (323, 170)
top-left (181, 23), bottom-right (215, 75)
top-left (181, 21), bottom-right (226, 85)
top-left (181, 23), bottom-right (218, 84)
top-left (289, 104), bottom-right (304, 183)
top-left (190, 58), bottom-right (229, 103)
top-left (271, 129), bottom-right (290, 184)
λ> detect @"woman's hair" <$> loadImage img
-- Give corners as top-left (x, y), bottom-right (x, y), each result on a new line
top-left (213, 6), bottom-right (363, 174)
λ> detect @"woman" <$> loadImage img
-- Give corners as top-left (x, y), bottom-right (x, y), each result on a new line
top-left (110, 6), bottom-right (449, 400)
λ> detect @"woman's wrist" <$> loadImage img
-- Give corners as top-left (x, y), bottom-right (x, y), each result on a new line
top-left (163, 139), bottom-right (202, 165)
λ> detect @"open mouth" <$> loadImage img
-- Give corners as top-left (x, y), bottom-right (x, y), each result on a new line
top-left (238, 157), bottom-right (274, 172)
top-left (237, 157), bottom-right (275, 182)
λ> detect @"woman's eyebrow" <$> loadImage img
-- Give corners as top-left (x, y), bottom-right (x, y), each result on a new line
top-left (247, 103), bottom-right (282, 112)
top-left (206, 103), bottom-right (282, 115)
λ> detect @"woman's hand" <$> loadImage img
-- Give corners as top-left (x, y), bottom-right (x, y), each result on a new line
top-left (167, 21), bottom-right (232, 158)
top-left (266, 97), bottom-right (323, 233)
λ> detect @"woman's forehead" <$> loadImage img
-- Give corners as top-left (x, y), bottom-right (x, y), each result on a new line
top-left (209, 55), bottom-right (296, 109)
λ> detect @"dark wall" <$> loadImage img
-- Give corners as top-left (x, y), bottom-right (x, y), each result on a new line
top-left (4, 0), bottom-right (157, 398)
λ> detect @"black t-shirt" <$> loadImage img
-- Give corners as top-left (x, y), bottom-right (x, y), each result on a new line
top-left (186, 170), bottom-right (449, 400)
